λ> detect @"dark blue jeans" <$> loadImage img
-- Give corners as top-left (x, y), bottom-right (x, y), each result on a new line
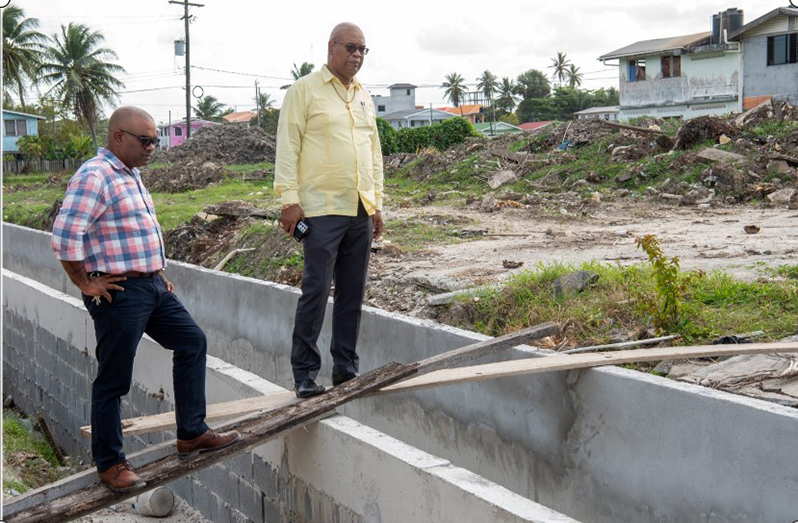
top-left (83, 274), bottom-right (209, 472)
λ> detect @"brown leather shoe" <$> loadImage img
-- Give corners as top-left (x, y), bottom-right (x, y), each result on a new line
top-left (98, 460), bottom-right (146, 493)
top-left (176, 429), bottom-right (240, 461)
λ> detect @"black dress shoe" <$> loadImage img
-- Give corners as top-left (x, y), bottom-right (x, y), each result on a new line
top-left (294, 379), bottom-right (326, 398)
top-left (332, 372), bottom-right (358, 387)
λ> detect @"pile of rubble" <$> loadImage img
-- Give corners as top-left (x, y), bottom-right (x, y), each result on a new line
top-left (140, 160), bottom-right (231, 193)
top-left (154, 124), bottom-right (277, 165)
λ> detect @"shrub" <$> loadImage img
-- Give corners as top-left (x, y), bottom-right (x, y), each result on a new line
top-left (376, 117), bottom-right (398, 155)
top-left (394, 117), bottom-right (477, 154)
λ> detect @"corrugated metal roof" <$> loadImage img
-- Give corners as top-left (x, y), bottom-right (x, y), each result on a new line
top-left (2, 109), bottom-right (46, 120)
top-left (574, 105), bottom-right (620, 115)
top-left (388, 83), bottom-right (417, 89)
top-left (381, 108), bottom-right (452, 120)
top-left (518, 121), bottom-right (553, 131)
top-left (599, 31), bottom-right (711, 60)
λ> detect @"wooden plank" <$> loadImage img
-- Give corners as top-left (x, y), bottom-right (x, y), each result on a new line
top-left (416, 322), bottom-right (559, 373)
top-left (5, 362), bottom-right (418, 523)
top-left (380, 342), bottom-right (798, 394)
top-left (81, 322), bottom-right (560, 437)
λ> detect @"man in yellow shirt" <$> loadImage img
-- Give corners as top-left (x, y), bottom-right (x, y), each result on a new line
top-left (275, 22), bottom-right (384, 398)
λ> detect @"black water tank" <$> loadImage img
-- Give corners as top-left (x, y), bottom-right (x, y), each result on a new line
top-left (712, 13), bottom-right (721, 45)
top-left (726, 8), bottom-right (744, 36)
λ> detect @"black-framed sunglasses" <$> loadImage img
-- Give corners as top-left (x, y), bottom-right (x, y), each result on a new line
top-left (121, 129), bottom-right (160, 147)
top-left (333, 40), bottom-right (369, 56)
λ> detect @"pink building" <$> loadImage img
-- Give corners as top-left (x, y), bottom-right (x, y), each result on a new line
top-left (162, 118), bottom-right (218, 147)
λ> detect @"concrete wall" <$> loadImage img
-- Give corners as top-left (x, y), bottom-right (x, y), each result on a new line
top-left (619, 50), bottom-right (741, 120)
top-left (741, 33), bottom-right (798, 105)
top-left (5, 223), bottom-right (798, 523)
top-left (2, 269), bottom-right (578, 523)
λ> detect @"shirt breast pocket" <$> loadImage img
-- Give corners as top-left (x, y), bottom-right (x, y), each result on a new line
top-left (354, 102), bottom-right (374, 129)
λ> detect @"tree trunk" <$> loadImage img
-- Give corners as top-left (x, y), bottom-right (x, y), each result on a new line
top-left (17, 79), bottom-right (27, 112)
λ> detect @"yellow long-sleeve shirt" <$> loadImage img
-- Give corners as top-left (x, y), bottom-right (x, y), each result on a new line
top-left (274, 65), bottom-right (383, 217)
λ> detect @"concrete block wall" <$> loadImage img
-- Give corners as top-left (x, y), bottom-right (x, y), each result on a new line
top-left (5, 223), bottom-right (798, 523)
top-left (3, 269), bottom-right (579, 523)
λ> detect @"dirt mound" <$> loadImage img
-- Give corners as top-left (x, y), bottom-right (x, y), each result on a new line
top-left (673, 115), bottom-right (735, 150)
top-left (140, 160), bottom-right (231, 193)
top-left (154, 125), bottom-right (276, 165)
top-left (529, 119), bottom-right (617, 151)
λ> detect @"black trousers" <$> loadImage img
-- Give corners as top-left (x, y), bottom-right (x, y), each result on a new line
top-left (83, 275), bottom-right (209, 472)
top-left (291, 202), bottom-right (373, 382)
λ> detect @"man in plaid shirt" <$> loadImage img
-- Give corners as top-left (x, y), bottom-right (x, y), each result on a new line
top-left (51, 107), bottom-right (239, 492)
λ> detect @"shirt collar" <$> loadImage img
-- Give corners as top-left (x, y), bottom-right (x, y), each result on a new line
top-left (321, 64), bottom-right (361, 90)
top-left (98, 147), bottom-right (139, 176)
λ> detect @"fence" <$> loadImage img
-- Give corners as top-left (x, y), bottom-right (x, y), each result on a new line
top-left (3, 158), bottom-right (87, 174)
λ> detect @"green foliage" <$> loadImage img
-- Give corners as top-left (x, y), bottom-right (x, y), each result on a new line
top-left (376, 117), bottom-right (398, 155)
top-left (498, 113), bottom-right (520, 126)
top-left (635, 235), bottom-right (700, 332)
top-left (17, 135), bottom-right (43, 159)
top-left (395, 117), bottom-right (477, 153)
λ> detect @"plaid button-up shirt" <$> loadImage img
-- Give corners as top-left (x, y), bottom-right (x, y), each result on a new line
top-left (51, 147), bottom-right (166, 274)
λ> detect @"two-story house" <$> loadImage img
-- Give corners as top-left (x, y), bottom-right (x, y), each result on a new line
top-left (729, 6), bottom-right (798, 109)
top-left (599, 8), bottom-right (745, 120)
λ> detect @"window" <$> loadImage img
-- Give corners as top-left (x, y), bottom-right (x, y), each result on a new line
top-left (628, 59), bottom-right (646, 82)
top-left (660, 56), bottom-right (681, 78)
top-left (767, 33), bottom-right (798, 66)
top-left (4, 119), bottom-right (27, 136)
top-left (406, 89), bottom-right (410, 95)
top-left (411, 120), bottom-right (416, 127)
top-left (174, 126), bottom-right (183, 136)
top-left (377, 105), bottom-right (385, 112)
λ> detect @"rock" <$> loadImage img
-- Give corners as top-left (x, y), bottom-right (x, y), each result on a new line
top-left (502, 260), bottom-right (524, 269)
top-left (767, 160), bottom-right (793, 176)
top-left (659, 177), bottom-right (688, 195)
top-left (590, 192), bottom-right (601, 204)
top-left (718, 134), bottom-right (731, 144)
top-left (200, 161), bottom-right (218, 170)
top-left (479, 193), bottom-right (497, 212)
top-left (766, 188), bottom-right (797, 205)
top-left (652, 359), bottom-right (673, 376)
top-left (696, 148), bottom-right (747, 164)
top-left (488, 169), bottom-right (518, 190)
top-left (616, 171), bottom-right (633, 183)
top-left (645, 187), bottom-right (660, 197)
top-left (611, 145), bottom-right (633, 158)
top-left (615, 189), bottom-right (631, 198)
top-left (660, 192), bottom-right (682, 201)
top-left (3, 395), bottom-right (13, 408)
top-left (699, 163), bottom-right (747, 192)
top-left (744, 225), bottom-right (760, 234)
top-left (551, 270), bottom-right (599, 297)
top-left (680, 188), bottom-right (715, 205)
top-left (607, 328), bottom-right (630, 344)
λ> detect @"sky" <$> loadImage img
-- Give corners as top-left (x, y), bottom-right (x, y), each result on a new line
top-left (11, 0), bottom-right (783, 125)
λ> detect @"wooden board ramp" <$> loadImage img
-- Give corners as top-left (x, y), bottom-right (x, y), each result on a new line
top-left (5, 322), bottom-right (559, 522)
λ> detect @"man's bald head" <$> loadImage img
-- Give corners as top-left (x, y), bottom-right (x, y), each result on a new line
top-left (329, 22), bottom-right (362, 43)
top-left (106, 106), bottom-right (157, 169)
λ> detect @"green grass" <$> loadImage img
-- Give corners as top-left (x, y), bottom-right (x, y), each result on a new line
top-left (747, 119), bottom-right (798, 140)
top-left (452, 261), bottom-right (798, 347)
top-left (3, 410), bottom-right (66, 493)
top-left (383, 217), bottom-right (466, 251)
top-left (772, 264), bottom-right (798, 280)
top-left (220, 222), bottom-right (303, 280)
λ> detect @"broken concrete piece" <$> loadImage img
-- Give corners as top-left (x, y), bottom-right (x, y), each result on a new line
top-left (767, 160), bottom-right (793, 176)
top-left (766, 188), bottom-right (797, 205)
top-left (696, 148), bottom-right (746, 164)
top-left (479, 193), bottom-right (498, 212)
top-left (551, 270), bottom-right (599, 297)
top-left (680, 188), bottom-right (714, 205)
top-left (488, 170), bottom-right (518, 190)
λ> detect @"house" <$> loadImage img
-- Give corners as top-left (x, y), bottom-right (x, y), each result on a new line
top-left (439, 104), bottom-right (488, 125)
top-left (574, 106), bottom-right (620, 121)
top-left (371, 83), bottom-right (417, 117)
top-left (3, 109), bottom-right (46, 154)
top-left (729, 6), bottom-right (798, 109)
top-left (222, 111), bottom-right (257, 124)
top-left (518, 121), bottom-right (553, 132)
top-left (380, 108), bottom-right (455, 130)
top-left (473, 121), bottom-right (523, 136)
top-left (164, 118), bottom-right (218, 147)
top-left (599, 8), bottom-right (745, 120)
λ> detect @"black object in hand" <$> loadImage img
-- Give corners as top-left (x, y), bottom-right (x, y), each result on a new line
top-left (293, 220), bottom-right (309, 242)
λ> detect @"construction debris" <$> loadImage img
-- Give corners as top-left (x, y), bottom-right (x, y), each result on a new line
top-left (153, 125), bottom-right (276, 165)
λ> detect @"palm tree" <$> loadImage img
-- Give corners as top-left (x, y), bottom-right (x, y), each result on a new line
top-left (440, 72), bottom-right (466, 108)
top-left (496, 77), bottom-right (519, 114)
top-left (549, 51), bottom-right (571, 86)
top-left (193, 95), bottom-right (226, 121)
top-left (254, 91), bottom-right (274, 110)
top-left (566, 64), bottom-right (583, 89)
top-left (38, 23), bottom-right (125, 148)
top-left (476, 70), bottom-right (498, 103)
top-left (281, 62), bottom-right (314, 89)
top-left (3, 6), bottom-right (46, 111)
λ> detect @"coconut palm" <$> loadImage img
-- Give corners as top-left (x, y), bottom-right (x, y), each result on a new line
top-left (3, 6), bottom-right (46, 111)
top-left (566, 64), bottom-right (583, 89)
top-left (254, 91), bottom-right (274, 110)
top-left (38, 23), bottom-right (125, 148)
top-left (476, 70), bottom-right (498, 103)
top-left (496, 76), bottom-right (518, 114)
top-left (281, 62), bottom-right (315, 89)
top-left (193, 95), bottom-right (226, 121)
top-left (549, 51), bottom-right (571, 86)
top-left (440, 72), bottom-right (466, 108)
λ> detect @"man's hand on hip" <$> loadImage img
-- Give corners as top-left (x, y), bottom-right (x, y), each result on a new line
top-left (372, 210), bottom-right (384, 241)
top-left (81, 274), bottom-right (126, 303)
top-left (280, 204), bottom-right (304, 235)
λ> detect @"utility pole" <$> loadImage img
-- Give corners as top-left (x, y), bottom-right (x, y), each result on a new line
top-left (169, 0), bottom-right (203, 139)
top-left (255, 80), bottom-right (261, 128)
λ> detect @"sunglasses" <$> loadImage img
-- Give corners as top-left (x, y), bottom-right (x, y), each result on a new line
top-left (333, 40), bottom-right (369, 56)
top-left (121, 129), bottom-right (160, 147)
